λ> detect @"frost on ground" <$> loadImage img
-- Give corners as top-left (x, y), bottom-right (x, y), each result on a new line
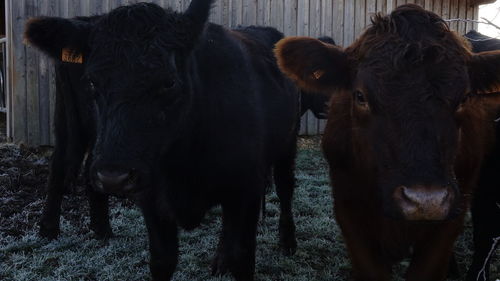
top-left (0, 137), bottom-right (497, 281)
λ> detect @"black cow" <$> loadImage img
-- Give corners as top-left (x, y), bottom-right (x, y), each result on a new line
top-left (464, 30), bottom-right (500, 281)
top-left (299, 37), bottom-right (334, 119)
top-left (36, 15), bottom-right (113, 241)
top-left (25, 1), bottom-right (299, 281)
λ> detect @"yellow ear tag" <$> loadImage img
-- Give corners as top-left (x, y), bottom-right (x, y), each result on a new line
top-left (313, 69), bottom-right (325, 80)
top-left (61, 48), bottom-right (83, 64)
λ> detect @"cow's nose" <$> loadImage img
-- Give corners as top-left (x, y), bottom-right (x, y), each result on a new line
top-left (95, 169), bottom-right (137, 194)
top-left (393, 185), bottom-right (456, 221)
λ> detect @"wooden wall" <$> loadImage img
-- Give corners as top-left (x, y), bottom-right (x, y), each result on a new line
top-left (6, 0), bottom-right (480, 145)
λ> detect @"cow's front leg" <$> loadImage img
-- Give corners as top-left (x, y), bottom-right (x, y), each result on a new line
top-left (141, 204), bottom-right (179, 281)
top-left (212, 190), bottom-right (261, 281)
top-left (84, 153), bottom-right (113, 239)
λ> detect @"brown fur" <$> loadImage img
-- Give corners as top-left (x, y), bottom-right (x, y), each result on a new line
top-left (276, 4), bottom-right (500, 281)
top-left (274, 37), bottom-right (350, 93)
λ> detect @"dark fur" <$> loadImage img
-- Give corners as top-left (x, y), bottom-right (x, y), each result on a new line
top-left (276, 5), bottom-right (500, 281)
top-left (25, 1), bottom-right (299, 281)
top-left (464, 30), bottom-right (500, 281)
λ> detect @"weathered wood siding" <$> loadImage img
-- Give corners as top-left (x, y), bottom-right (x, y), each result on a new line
top-left (6, 0), bottom-right (480, 145)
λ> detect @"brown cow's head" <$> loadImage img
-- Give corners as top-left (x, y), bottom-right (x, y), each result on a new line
top-left (275, 4), bottom-right (500, 221)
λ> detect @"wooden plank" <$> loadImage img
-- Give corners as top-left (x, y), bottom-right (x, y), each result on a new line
top-left (414, 0), bottom-right (425, 7)
top-left (264, 0), bottom-right (272, 26)
top-left (465, 0), bottom-right (475, 33)
top-left (442, 0), bottom-right (450, 20)
top-left (376, 0), bottom-right (387, 15)
top-left (271, 0), bottom-right (284, 31)
top-left (434, 0), bottom-right (442, 16)
top-left (366, 0), bottom-right (376, 28)
top-left (209, 0), bottom-right (222, 24)
top-left (424, 0), bottom-right (433, 11)
top-left (59, 0), bottom-right (69, 17)
top-left (221, 0), bottom-right (230, 27)
top-left (354, 0), bottom-right (366, 38)
top-left (242, 0), bottom-right (257, 26)
top-left (333, 0), bottom-right (344, 46)
top-left (5, 0), bottom-right (13, 140)
top-left (344, 0), bottom-right (355, 45)
top-left (387, 0), bottom-right (396, 14)
top-left (230, 0), bottom-right (242, 28)
top-left (69, 0), bottom-right (81, 17)
top-left (284, 0), bottom-right (298, 36)
top-left (10, 0), bottom-right (28, 144)
top-left (81, 0), bottom-right (90, 16)
top-left (458, 0), bottom-right (467, 34)
top-left (473, 4), bottom-right (478, 30)
top-left (297, 0), bottom-right (309, 36)
top-left (38, 0), bottom-right (57, 145)
top-left (321, 0), bottom-right (333, 37)
top-left (25, 0), bottom-right (41, 145)
top-left (309, 0), bottom-right (321, 37)
top-left (396, 0), bottom-right (406, 8)
top-left (90, 0), bottom-right (103, 15)
top-left (449, 0), bottom-right (459, 31)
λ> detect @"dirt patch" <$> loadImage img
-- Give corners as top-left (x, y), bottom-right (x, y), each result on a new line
top-left (0, 144), bottom-right (51, 239)
top-left (0, 143), bottom-right (132, 244)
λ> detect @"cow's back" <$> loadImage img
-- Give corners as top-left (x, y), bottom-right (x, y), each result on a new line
top-left (191, 24), bottom-right (298, 173)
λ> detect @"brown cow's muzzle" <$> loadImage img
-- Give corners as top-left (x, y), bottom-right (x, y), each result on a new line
top-left (393, 185), bottom-right (456, 221)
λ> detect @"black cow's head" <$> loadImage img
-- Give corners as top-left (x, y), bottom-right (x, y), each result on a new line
top-left (25, 0), bottom-right (214, 196)
top-left (275, 5), bottom-right (500, 221)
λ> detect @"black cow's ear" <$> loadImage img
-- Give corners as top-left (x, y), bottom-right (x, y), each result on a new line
top-left (468, 50), bottom-right (500, 93)
top-left (183, 0), bottom-right (214, 45)
top-left (24, 17), bottom-right (93, 62)
top-left (274, 37), bottom-right (351, 94)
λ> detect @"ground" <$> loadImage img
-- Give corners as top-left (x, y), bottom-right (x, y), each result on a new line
top-left (0, 137), bottom-right (498, 281)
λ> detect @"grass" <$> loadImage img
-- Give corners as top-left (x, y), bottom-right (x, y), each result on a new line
top-left (0, 137), bottom-right (498, 281)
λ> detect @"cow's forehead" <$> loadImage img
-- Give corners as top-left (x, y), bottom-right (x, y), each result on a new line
top-left (89, 4), bottom-right (187, 51)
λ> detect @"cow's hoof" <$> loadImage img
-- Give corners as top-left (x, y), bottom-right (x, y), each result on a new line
top-left (279, 217), bottom-right (297, 256)
top-left (233, 274), bottom-right (254, 281)
top-left (91, 224), bottom-right (113, 240)
top-left (279, 228), bottom-right (297, 256)
top-left (211, 253), bottom-right (229, 276)
top-left (279, 238), bottom-right (297, 256)
top-left (39, 223), bottom-right (60, 240)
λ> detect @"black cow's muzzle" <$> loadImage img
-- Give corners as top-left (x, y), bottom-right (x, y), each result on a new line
top-left (93, 166), bottom-right (140, 195)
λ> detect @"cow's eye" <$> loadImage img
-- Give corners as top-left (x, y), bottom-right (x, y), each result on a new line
top-left (89, 81), bottom-right (96, 92)
top-left (353, 90), bottom-right (367, 106)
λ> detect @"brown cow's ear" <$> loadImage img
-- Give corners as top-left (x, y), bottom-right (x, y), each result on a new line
top-left (274, 37), bottom-right (350, 94)
top-left (468, 50), bottom-right (500, 93)
top-left (24, 16), bottom-right (93, 63)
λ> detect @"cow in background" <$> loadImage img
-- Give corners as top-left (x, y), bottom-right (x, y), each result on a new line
top-left (25, 1), bottom-right (299, 280)
top-left (34, 16), bottom-right (113, 241)
top-left (464, 29), bottom-right (500, 281)
top-left (276, 5), bottom-right (500, 281)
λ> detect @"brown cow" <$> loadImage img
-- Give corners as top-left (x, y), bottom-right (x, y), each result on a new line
top-left (275, 5), bottom-right (500, 281)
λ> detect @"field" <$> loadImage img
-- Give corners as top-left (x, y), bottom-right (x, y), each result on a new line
top-left (0, 137), bottom-right (498, 281)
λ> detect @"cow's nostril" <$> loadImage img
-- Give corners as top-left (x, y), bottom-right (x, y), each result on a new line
top-left (97, 170), bottom-right (131, 187)
top-left (393, 185), bottom-right (455, 221)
